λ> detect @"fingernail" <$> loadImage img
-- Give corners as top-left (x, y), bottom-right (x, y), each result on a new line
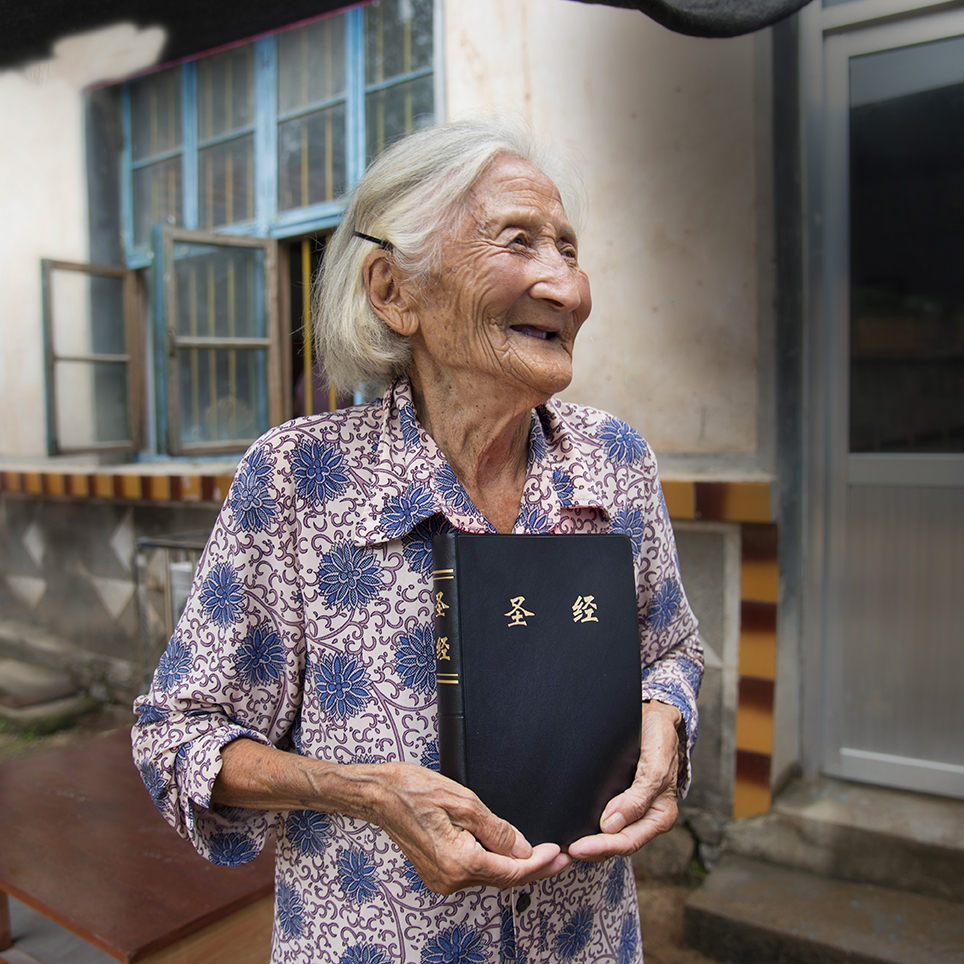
top-left (511, 831), bottom-right (533, 859)
top-left (602, 812), bottom-right (626, 834)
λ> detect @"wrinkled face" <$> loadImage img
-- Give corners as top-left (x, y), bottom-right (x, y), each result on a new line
top-left (410, 154), bottom-right (592, 403)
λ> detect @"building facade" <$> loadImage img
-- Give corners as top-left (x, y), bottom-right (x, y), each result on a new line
top-left (0, 0), bottom-right (959, 843)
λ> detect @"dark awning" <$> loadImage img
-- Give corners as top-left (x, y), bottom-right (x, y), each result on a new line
top-left (0, 0), bottom-right (811, 71)
top-left (570, 0), bottom-right (811, 38)
top-left (0, 0), bottom-right (350, 70)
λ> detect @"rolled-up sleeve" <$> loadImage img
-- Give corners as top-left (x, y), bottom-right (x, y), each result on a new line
top-left (618, 449), bottom-right (704, 796)
top-left (132, 433), bottom-right (304, 864)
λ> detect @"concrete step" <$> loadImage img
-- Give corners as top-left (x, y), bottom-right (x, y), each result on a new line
top-left (0, 693), bottom-right (96, 734)
top-left (684, 855), bottom-right (964, 964)
top-left (725, 777), bottom-right (964, 904)
top-left (0, 657), bottom-right (93, 734)
top-left (0, 619), bottom-right (138, 704)
top-left (0, 658), bottom-right (77, 708)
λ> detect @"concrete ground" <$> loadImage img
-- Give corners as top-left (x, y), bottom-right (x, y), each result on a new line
top-left (1, 706), bottom-right (715, 964)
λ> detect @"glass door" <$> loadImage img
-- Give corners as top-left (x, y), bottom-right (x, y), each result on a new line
top-left (821, 13), bottom-right (964, 798)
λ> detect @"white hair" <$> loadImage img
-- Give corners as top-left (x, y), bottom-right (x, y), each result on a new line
top-left (314, 116), bottom-right (585, 391)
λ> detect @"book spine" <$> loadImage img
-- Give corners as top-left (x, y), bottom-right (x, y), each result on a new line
top-left (432, 533), bottom-right (466, 786)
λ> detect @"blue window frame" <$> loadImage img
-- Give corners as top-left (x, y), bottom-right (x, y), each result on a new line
top-left (80, 0), bottom-right (438, 457)
top-left (119, 0), bottom-right (437, 269)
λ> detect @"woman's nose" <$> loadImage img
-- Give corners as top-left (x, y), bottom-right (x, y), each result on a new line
top-left (530, 247), bottom-right (586, 313)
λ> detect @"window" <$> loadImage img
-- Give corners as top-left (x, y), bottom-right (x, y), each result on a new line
top-left (120, 0), bottom-right (437, 262)
top-left (162, 231), bottom-right (280, 454)
top-left (42, 260), bottom-right (142, 455)
top-left (54, 0), bottom-right (437, 458)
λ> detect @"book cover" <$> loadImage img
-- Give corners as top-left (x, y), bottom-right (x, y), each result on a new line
top-left (432, 532), bottom-right (642, 847)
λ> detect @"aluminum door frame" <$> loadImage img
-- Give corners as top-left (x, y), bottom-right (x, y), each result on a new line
top-left (802, 2), bottom-right (964, 797)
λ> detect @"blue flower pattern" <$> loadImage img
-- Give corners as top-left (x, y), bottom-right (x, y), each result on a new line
top-left (134, 703), bottom-right (167, 725)
top-left (436, 463), bottom-right (474, 514)
top-left (155, 634), bottom-right (192, 692)
top-left (420, 739), bottom-right (440, 772)
top-left (337, 847), bottom-right (379, 904)
top-left (618, 917), bottom-right (639, 964)
top-left (500, 905), bottom-right (517, 963)
top-left (604, 861), bottom-right (625, 909)
top-left (402, 858), bottom-right (431, 896)
top-left (342, 946), bottom-right (392, 964)
top-left (138, 760), bottom-right (166, 802)
top-left (276, 879), bottom-right (305, 939)
top-left (199, 562), bottom-right (244, 626)
top-left (286, 809), bottom-right (332, 857)
top-left (290, 437), bottom-right (350, 504)
top-left (209, 832), bottom-right (259, 866)
top-left (402, 514), bottom-right (451, 575)
top-left (553, 469), bottom-right (575, 505)
top-left (400, 403), bottom-right (422, 450)
top-left (394, 624), bottom-right (436, 694)
top-left (421, 923), bottom-right (486, 964)
top-left (314, 653), bottom-right (371, 720)
top-left (516, 503), bottom-right (550, 532)
top-left (646, 577), bottom-right (682, 632)
top-left (132, 378), bottom-right (698, 963)
top-left (231, 447), bottom-right (277, 531)
top-left (612, 505), bottom-right (648, 556)
top-left (555, 907), bottom-right (593, 960)
top-left (599, 417), bottom-right (646, 466)
top-left (235, 622), bottom-right (286, 686)
top-left (382, 483), bottom-right (436, 539)
top-left (317, 543), bottom-right (382, 610)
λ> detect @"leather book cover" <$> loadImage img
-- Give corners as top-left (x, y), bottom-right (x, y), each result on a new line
top-left (432, 532), bottom-right (642, 847)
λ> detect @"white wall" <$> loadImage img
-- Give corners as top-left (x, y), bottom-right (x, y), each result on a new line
top-left (0, 25), bottom-right (163, 457)
top-left (444, 0), bottom-right (765, 456)
top-left (0, 4), bottom-right (768, 462)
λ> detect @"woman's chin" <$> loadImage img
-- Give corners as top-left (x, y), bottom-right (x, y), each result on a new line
top-left (502, 340), bottom-right (574, 399)
top-left (510, 363), bottom-right (573, 401)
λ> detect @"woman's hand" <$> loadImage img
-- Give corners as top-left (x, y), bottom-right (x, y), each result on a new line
top-left (213, 739), bottom-right (570, 895)
top-left (565, 700), bottom-right (682, 861)
top-left (363, 762), bottom-right (571, 894)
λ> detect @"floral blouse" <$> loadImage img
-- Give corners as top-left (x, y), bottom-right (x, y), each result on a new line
top-left (132, 378), bottom-right (703, 964)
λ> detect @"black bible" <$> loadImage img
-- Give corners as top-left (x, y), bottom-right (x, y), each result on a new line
top-left (432, 532), bottom-right (643, 847)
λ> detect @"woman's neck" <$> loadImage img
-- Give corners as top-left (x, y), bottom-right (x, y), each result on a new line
top-left (408, 368), bottom-right (540, 534)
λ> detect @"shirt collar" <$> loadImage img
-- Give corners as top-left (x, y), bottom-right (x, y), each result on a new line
top-left (349, 379), bottom-right (609, 547)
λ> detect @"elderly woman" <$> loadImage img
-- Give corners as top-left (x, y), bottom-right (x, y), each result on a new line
top-left (133, 119), bottom-right (703, 964)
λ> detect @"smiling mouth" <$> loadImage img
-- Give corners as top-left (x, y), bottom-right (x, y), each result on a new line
top-left (510, 325), bottom-right (557, 341)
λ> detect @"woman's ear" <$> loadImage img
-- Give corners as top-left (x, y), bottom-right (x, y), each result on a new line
top-left (363, 250), bottom-right (419, 337)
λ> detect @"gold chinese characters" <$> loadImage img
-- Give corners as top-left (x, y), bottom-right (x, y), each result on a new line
top-left (572, 595), bottom-right (599, 623)
top-left (504, 596), bottom-right (535, 627)
top-left (502, 595), bottom-right (601, 628)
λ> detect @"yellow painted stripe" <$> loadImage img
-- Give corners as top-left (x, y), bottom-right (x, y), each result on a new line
top-left (736, 703), bottom-right (774, 755)
top-left (119, 475), bottom-right (141, 500)
top-left (739, 627), bottom-right (777, 680)
top-left (741, 559), bottom-right (779, 603)
top-left (146, 476), bottom-right (171, 501)
top-left (661, 480), bottom-right (695, 520)
top-left (92, 474), bottom-right (114, 498)
top-left (717, 482), bottom-right (772, 523)
top-left (44, 474), bottom-right (66, 496)
top-left (68, 473), bottom-right (90, 496)
top-left (733, 777), bottom-right (771, 819)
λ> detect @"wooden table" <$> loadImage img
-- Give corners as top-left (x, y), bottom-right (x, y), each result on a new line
top-left (0, 730), bottom-right (274, 964)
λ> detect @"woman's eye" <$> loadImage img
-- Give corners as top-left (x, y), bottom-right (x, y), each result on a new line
top-left (560, 245), bottom-right (578, 262)
top-left (508, 233), bottom-right (531, 249)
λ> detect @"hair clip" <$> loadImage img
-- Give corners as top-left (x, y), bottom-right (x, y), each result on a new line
top-left (353, 231), bottom-right (393, 251)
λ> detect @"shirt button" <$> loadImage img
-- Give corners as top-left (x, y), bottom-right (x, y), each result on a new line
top-left (516, 892), bottom-right (531, 913)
